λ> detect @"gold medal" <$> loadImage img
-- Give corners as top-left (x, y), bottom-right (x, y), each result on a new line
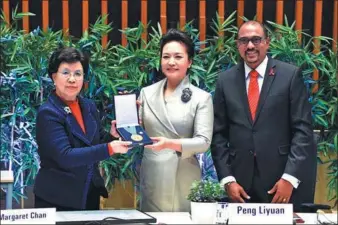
top-left (131, 134), bottom-right (143, 141)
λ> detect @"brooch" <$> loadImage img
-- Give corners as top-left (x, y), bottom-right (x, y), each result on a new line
top-left (64, 106), bottom-right (71, 114)
top-left (181, 88), bottom-right (192, 103)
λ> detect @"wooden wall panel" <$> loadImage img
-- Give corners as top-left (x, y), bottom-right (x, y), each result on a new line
top-left (141, 0), bottom-right (147, 43)
top-left (295, 0), bottom-right (303, 42)
top-left (256, 0), bottom-right (263, 23)
top-left (42, 0), bottom-right (49, 32)
top-left (3, 0), bottom-right (10, 26)
top-left (218, 0), bottom-right (224, 37)
top-left (160, 0), bottom-right (167, 33)
top-left (2, 0), bottom-right (336, 55)
top-left (82, 0), bottom-right (89, 33)
top-left (313, 0), bottom-right (323, 93)
top-left (22, 0), bottom-right (29, 33)
top-left (276, 0), bottom-right (284, 25)
top-left (101, 0), bottom-right (108, 48)
top-left (237, 0), bottom-right (244, 27)
top-left (179, 0), bottom-right (186, 30)
top-left (199, 0), bottom-right (206, 48)
top-left (121, 0), bottom-right (128, 46)
top-left (62, 0), bottom-right (69, 35)
top-left (333, 0), bottom-right (337, 52)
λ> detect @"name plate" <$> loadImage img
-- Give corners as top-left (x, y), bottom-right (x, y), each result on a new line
top-left (0, 208), bottom-right (56, 224)
top-left (228, 203), bottom-right (293, 224)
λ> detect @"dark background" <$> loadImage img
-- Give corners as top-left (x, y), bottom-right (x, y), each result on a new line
top-left (1, 0), bottom-right (335, 47)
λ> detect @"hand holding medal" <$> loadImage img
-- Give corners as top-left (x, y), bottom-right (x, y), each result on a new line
top-left (145, 137), bottom-right (168, 151)
top-left (110, 120), bottom-right (120, 138)
top-left (109, 140), bottom-right (132, 153)
top-left (114, 94), bottom-right (153, 147)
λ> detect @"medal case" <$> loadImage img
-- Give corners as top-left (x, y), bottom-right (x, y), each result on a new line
top-left (114, 94), bottom-right (153, 147)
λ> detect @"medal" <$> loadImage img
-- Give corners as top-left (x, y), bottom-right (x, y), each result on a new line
top-left (131, 134), bottom-right (143, 141)
top-left (125, 126), bottom-right (143, 142)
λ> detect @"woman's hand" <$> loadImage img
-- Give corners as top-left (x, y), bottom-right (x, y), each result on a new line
top-left (136, 100), bottom-right (143, 125)
top-left (109, 140), bottom-right (132, 154)
top-left (145, 137), bottom-right (170, 151)
top-left (110, 120), bottom-right (120, 138)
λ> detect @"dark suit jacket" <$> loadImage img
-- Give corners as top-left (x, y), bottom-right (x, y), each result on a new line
top-left (34, 92), bottom-right (110, 209)
top-left (211, 58), bottom-right (316, 209)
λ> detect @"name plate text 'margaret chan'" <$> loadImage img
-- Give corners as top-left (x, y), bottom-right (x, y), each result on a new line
top-left (1, 208), bottom-right (55, 224)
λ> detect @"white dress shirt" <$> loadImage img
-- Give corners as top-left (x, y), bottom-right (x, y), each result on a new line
top-left (220, 56), bottom-right (300, 190)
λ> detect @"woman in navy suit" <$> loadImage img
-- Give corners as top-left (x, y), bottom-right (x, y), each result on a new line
top-left (34, 47), bottom-right (131, 211)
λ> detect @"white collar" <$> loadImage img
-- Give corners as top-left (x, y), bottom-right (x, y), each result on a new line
top-left (244, 56), bottom-right (269, 79)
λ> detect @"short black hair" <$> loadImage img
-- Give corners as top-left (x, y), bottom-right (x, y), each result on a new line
top-left (238, 21), bottom-right (268, 38)
top-left (159, 29), bottom-right (195, 60)
top-left (47, 47), bottom-right (89, 79)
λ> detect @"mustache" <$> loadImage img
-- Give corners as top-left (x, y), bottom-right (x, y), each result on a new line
top-left (245, 49), bottom-right (258, 54)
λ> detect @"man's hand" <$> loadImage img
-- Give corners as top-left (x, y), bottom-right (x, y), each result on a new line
top-left (268, 178), bottom-right (293, 203)
top-left (226, 182), bottom-right (251, 203)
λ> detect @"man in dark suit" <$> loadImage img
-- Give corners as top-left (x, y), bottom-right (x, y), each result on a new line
top-left (211, 21), bottom-right (316, 211)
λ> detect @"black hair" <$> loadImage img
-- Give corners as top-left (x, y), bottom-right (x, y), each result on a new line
top-left (237, 20), bottom-right (269, 38)
top-left (47, 47), bottom-right (89, 80)
top-left (159, 28), bottom-right (195, 60)
top-left (155, 29), bottom-right (194, 81)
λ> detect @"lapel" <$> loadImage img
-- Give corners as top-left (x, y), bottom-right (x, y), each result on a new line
top-left (144, 76), bottom-right (191, 137)
top-left (78, 97), bottom-right (97, 144)
top-left (253, 58), bottom-right (277, 125)
top-left (236, 62), bottom-right (253, 125)
top-left (49, 92), bottom-right (95, 146)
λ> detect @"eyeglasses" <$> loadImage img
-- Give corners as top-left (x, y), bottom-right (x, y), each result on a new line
top-left (57, 70), bottom-right (84, 80)
top-left (237, 36), bottom-right (265, 46)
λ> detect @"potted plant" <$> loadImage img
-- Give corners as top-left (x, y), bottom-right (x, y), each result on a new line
top-left (187, 179), bottom-right (227, 224)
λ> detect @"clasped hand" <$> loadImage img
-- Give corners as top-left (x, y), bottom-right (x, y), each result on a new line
top-left (227, 178), bottom-right (293, 203)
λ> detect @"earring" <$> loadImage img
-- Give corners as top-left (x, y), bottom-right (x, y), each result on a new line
top-left (181, 88), bottom-right (192, 103)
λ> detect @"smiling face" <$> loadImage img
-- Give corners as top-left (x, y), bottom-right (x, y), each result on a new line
top-left (161, 41), bottom-right (192, 84)
top-left (237, 22), bottom-right (270, 69)
top-left (52, 62), bottom-right (84, 101)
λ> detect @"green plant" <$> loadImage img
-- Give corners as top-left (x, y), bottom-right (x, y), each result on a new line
top-left (187, 179), bottom-right (227, 203)
top-left (314, 47), bottom-right (338, 207)
top-left (266, 17), bottom-right (337, 207)
top-left (1, 8), bottom-right (336, 207)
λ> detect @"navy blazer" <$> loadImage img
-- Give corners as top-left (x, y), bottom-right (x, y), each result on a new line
top-left (34, 92), bottom-right (111, 209)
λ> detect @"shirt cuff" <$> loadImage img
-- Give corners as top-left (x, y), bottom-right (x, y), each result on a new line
top-left (220, 176), bottom-right (237, 188)
top-left (107, 144), bottom-right (114, 156)
top-left (282, 173), bottom-right (300, 189)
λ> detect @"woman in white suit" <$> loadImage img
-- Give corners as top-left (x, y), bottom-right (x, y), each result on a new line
top-left (138, 29), bottom-right (214, 212)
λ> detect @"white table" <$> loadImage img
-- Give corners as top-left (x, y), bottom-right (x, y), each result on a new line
top-left (147, 212), bottom-right (338, 224)
top-left (56, 211), bottom-right (337, 224)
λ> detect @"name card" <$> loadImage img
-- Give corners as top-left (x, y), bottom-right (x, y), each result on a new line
top-left (228, 203), bottom-right (293, 224)
top-left (0, 208), bottom-right (56, 224)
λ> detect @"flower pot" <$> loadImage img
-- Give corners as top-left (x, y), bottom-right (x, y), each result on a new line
top-left (191, 201), bottom-right (217, 224)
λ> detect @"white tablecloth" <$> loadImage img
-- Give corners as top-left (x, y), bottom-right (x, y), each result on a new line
top-left (147, 212), bottom-right (338, 224)
top-left (56, 211), bottom-right (337, 224)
